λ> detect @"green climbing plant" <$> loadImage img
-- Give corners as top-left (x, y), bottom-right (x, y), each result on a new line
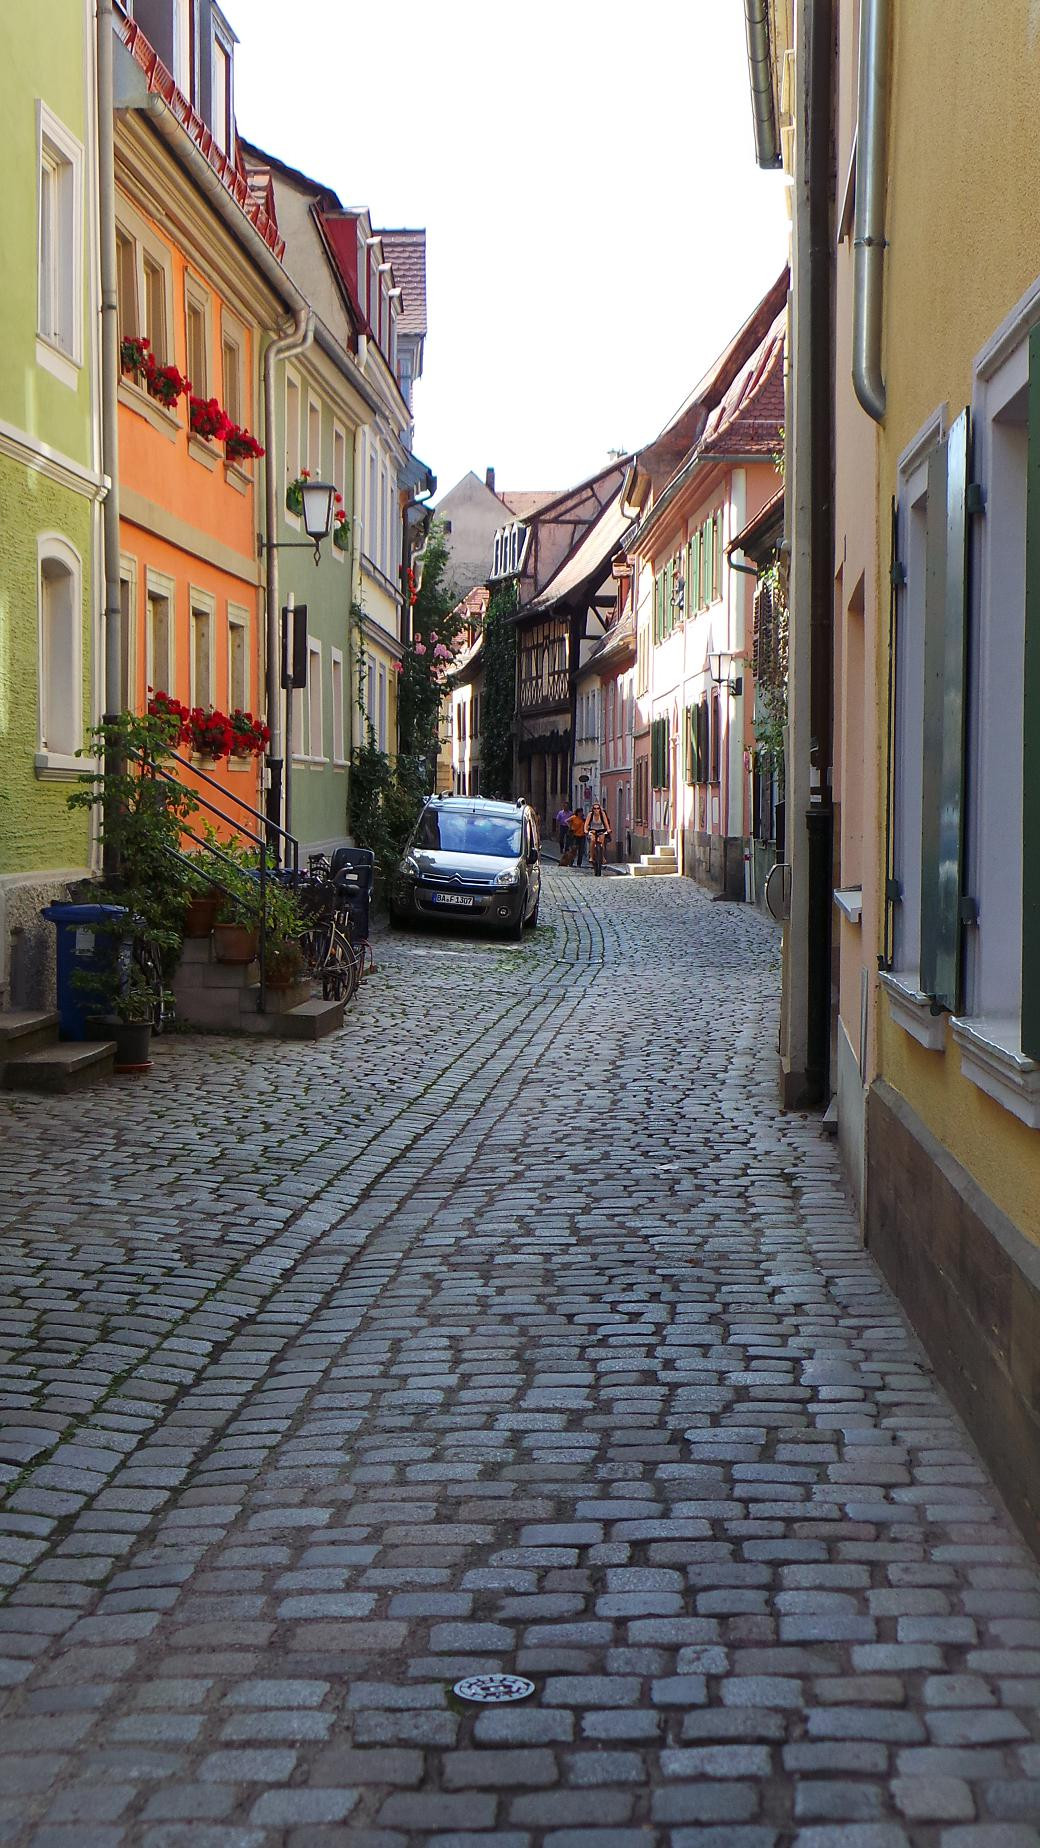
top-left (479, 580), bottom-right (518, 800)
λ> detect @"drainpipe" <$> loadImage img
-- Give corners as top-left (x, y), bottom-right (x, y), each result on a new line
top-left (97, 0), bottom-right (122, 876)
top-left (805, 0), bottom-right (836, 1105)
top-left (852, 0), bottom-right (891, 422)
top-left (262, 310), bottom-right (313, 845)
top-left (744, 0), bottom-right (782, 169)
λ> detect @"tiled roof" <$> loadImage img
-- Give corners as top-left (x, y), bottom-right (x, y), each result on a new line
top-left (499, 491), bottom-right (561, 520)
top-left (696, 308), bottom-right (786, 459)
top-left (378, 230), bottom-right (426, 336)
top-left (119, 21), bottom-right (284, 259)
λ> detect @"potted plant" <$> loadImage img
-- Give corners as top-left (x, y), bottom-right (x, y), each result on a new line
top-left (189, 707), bottom-right (234, 760)
top-left (109, 970), bottom-right (159, 1073)
top-left (147, 361), bottom-right (191, 408)
top-left (285, 467), bottom-right (311, 516)
top-left (229, 710), bottom-right (270, 759)
top-left (189, 395), bottom-right (233, 442)
top-left (120, 334), bottom-right (151, 381)
top-left (225, 424), bottom-right (265, 463)
top-left (333, 509), bottom-right (350, 552)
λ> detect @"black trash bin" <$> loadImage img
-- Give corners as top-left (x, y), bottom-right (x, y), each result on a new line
top-left (42, 902), bottom-right (128, 1040)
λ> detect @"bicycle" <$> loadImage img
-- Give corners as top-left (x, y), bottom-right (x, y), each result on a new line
top-left (296, 866), bottom-right (363, 1004)
top-left (588, 830), bottom-right (611, 877)
top-left (132, 934), bottom-right (175, 1031)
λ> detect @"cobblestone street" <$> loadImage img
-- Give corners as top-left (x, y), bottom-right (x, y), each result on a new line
top-left (3, 868), bottom-right (1040, 1847)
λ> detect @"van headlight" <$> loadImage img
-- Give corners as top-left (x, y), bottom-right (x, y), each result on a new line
top-left (400, 856), bottom-right (419, 878)
top-left (495, 867), bottom-right (520, 887)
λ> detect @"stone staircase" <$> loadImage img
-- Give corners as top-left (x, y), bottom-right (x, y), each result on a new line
top-left (0, 1010), bottom-right (116, 1094)
top-left (172, 938), bottom-right (344, 1039)
top-left (631, 845), bottom-right (679, 878)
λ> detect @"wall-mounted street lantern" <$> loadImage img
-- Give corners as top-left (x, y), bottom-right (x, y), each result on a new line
top-left (258, 479), bottom-right (338, 566)
top-left (708, 650), bottom-right (743, 696)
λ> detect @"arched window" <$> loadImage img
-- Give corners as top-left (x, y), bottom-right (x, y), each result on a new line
top-left (37, 536), bottom-right (82, 769)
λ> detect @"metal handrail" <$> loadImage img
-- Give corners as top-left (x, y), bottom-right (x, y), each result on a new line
top-left (118, 745), bottom-right (301, 1015)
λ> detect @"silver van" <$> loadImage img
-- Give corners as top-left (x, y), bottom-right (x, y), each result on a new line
top-left (390, 796), bottom-right (541, 938)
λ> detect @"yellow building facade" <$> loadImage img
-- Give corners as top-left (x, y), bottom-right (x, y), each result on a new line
top-left (750, 0), bottom-right (1040, 1549)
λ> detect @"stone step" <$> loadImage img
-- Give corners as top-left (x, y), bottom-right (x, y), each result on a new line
top-left (269, 998), bottom-right (346, 1041)
top-left (2, 1039), bottom-right (116, 1094)
top-left (0, 1009), bottom-right (60, 1059)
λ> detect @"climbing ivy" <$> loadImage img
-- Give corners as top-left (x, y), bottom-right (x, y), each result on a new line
top-left (479, 580), bottom-right (518, 800)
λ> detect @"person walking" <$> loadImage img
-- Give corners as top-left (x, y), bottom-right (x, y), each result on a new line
top-left (555, 802), bottom-right (571, 854)
top-left (585, 798), bottom-right (612, 875)
top-left (568, 804), bottom-right (587, 868)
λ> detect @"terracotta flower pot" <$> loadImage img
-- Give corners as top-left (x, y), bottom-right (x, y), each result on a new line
top-left (183, 894), bottom-right (220, 938)
top-left (212, 923), bottom-right (259, 964)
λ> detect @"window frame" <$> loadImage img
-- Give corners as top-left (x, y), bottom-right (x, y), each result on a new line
top-left (145, 569), bottom-right (176, 697)
top-left (284, 367), bottom-right (302, 526)
top-left (36, 101), bottom-right (84, 381)
top-left (35, 533), bottom-right (84, 775)
top-left (307, 640), bottom-right (324, 761)
top-left (227, 604), bottom-right (250, 716)
top-left (331, 646), bottom-right (346, 764)
top-left (184, 273), bottom-right (211, 404)
top-left (188, 589), bottom-right (216, 712)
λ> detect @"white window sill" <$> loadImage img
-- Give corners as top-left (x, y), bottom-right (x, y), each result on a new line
top-left (879, 970), bottom-right (947, 1051)
top-left (36, 336), bottom-right (80, 391)
top-left (950, 1016), bottom-right (1040, 1130)
top-left (834, 885), bottom-right (863, 925)
top-left (188, 434), bottom-right (219, 471)
top-left (35, 750), bottom-right (90, 781)
top-left (118, 378), bottom-right (180, 442)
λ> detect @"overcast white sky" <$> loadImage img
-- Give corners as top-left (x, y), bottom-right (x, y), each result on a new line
top-left (232, 1), bottom-right (789, 500)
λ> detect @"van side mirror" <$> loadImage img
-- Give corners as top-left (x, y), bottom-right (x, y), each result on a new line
top-left (527, 847), bottom-right (539, 864)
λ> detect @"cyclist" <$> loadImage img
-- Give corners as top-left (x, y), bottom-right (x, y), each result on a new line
top-left (585, 799), bottom-right (612, 875)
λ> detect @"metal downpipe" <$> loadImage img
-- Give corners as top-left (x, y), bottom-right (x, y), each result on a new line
top-left (97, 0), bottom-right (123, 877)
top-left (744, 0), bottom-right (782, 169)
top-left (262, 310), bottom-right (313, 844)
top-left (852, 0), bottom-right (891, 423)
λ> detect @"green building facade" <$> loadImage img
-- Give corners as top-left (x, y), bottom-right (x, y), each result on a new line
top-left (0, 0), bottom-right (104, 1006)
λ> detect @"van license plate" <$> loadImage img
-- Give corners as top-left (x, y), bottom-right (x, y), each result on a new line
top-left (432, 892), bottom-right (474, 907)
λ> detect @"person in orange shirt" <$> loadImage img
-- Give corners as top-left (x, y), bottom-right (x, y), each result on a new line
top-left (568, 805), bottom-right (586, 868)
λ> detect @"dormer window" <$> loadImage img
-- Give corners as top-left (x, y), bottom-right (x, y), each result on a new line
top-left (172, 0), bottom-right (194, 102)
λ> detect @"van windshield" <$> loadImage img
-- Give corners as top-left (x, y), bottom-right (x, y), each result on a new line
top-left (415, 810), bottom-right (523, 858)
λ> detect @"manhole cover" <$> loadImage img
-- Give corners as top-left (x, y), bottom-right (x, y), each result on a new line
top-left (452, 1673), bottom-right (536, 1704)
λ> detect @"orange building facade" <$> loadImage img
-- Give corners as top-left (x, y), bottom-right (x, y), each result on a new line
top-left (113, 37), bottom-right (286, 827)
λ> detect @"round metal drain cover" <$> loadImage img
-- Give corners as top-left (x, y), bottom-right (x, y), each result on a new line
top-left (452, 1673), bottom-right (536, 1704)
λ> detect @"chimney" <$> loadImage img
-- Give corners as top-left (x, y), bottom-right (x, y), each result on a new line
top-left (485, 467), bottom-right (496, 495)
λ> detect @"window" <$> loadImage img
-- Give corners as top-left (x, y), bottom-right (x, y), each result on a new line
top-left (308, 642), bottom-right (323, 759)
top-left (37, 540), bottom-right (82, 763)
top-left (366, 660), bottom-right (376, 728)
top-left (331, 649), bottom-right (345, 762)
top-left (307, 397), bottom-right (321, 477)
top-left (377, 665), bottom-right (387, 752)
top-left (146, 578), bottom-right (175, 692)
top-left (173, 0), bottom-right (194, 101)
top-left (186, 287), bottom-right (208, 397)
top-left (144, 254), bottom-right (167, 357)
top-left (190, 599), bottom-right (213, 708)
top-left (367, 447), bottom-right (377, 561)
top-left (380, 468), bottom-right (388, 575)
top-left (228, 610), bottom-right (248, 713)
top-left (651, 716), bottom-right (669, 789)
top-left (211, 32), bottom-right (232, 154)
top-left (37, 104), bottom-right (83, 370)
top-left (285, 372), bottom-right (301, 496)
top-left (116, 229), bottom-right (137, 341)
top-left (332, 425), bottom-right (347, 561)
top-left (119, 558), bottom-right (136, 714)
top-left (291, 679), bottom-right (306, 759)
top-left (221, 327), bottom-right (242, 428)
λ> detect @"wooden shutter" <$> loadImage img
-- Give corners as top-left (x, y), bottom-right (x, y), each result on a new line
top-left (1024, 330), bottom-right (1040, 1055)
top-left (920, 408), bottom-right (970, 1010)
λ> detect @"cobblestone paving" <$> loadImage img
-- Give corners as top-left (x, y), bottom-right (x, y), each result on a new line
top-left (2, 867), bottom-right (1040, 1847)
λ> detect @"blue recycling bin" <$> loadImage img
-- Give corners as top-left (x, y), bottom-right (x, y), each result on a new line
top-left (42, 902), bottom-right (128, 1040)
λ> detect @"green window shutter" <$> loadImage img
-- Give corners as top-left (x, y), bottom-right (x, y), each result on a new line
top-left (691, 531), bottom-right (701, 611)
top-left (920, 408), bottom-right (970, 1010)
top-left (697, 698), bottom-right (708, 782)
top-left (665, 559), bottom-right (673, 636)
top-left (712, 513), bottom-right (721, 600)
top-left (1024, 329), bottom-right (1040, 1055)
